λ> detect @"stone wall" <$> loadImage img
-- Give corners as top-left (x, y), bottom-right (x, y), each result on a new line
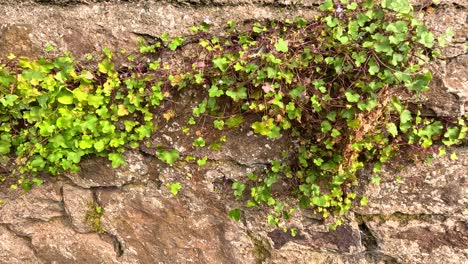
top-left (0, 0), bottom-right (467, 263)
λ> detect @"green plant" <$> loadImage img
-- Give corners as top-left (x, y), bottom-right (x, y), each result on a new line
top-left (166, 182), bottom-right (182, 195)
top-left (0, 48), bottom-right (159, 190)
top-left (85, 202), bottom-right (104, 233)
top-left (0, 0), bottom-right (466, 231)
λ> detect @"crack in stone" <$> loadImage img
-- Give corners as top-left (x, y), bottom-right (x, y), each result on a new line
top-left (246, 231), bottom-right (272, 264)
top-left (107, 233), bottom-right (125, 257)
top-left (0, 223), bottom-right (44, 262)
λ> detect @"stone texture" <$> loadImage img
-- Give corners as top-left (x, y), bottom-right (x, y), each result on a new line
top-left (0, 1), bottom-right (319, 60)
top-left (0, 1), bottom-right (467, 264)
top-left (355, 147), bottom-right (468, 216)
top-left (96, 181), bottom-right (257, 263)
top-left (62, 184), bottom-right (96, 233)
top-left (420, 5), bottom-right (468, 116)
top-left (143, 89), bottom-right (292, 167)
top-left (0, 225), bottom-right (43, 264)
top-left (65, 150), bottom-right (151, 188)
top-left (0, 25), bottom-right (40, 58)
top-left (0, 181), bottom-right (63, 225)
top-left (364, 215), bottom-right (468, 264)
top-left (26, 219), bottom-right (120, 263)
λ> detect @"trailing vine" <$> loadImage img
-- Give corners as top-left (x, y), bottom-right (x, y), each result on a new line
top-left (0, 0), bottom-right (466, 230)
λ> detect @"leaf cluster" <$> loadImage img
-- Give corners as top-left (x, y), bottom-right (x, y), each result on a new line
top-left (0, 0), bottom-right (466, 230)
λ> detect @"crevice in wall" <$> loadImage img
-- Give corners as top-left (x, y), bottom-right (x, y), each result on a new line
top-left (109, 233), bottom-right (125, 257)
top-left (1, 223), bottom-right (42, 260)
top-left (247, 231), bottom-right (272, 264)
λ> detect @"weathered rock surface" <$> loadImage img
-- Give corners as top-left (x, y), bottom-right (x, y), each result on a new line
top-left (62, 184), bottom-right (95, 233)
top-left (0, 0), bottom-right (467, 263)
top-left (96, 183), bottom-right (257, 263)
top-left (0, 225), bottom-right (42, 264)
top-left (65, 151), bottom-right (151, 188)
top-left (356, 148), bottom-right (468, 216)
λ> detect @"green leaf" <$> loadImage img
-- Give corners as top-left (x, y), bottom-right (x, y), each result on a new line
top-left (197, 157), bottom-right (208, 166)
top-left (386, 122), bottom-right (398, 137)
top-left (108, 153), bottom-right (126, 168)
top-left (228, 209), bottom-right (241, 221)
top-left (406, 72), bottom-right (432, 92)
top-left (325, 16), bottom-right (339, 28)
top-left (267, 215), bottom-right (279, 226)
top-left (331, 128), bottom-right (341, 138)
top-left (78, 135), bottom-right (94, 149)
top-left (444, 126), bottom-right (460, 141)
top-left (166, 182), bottom-right (182, 195)
top-left (213, 120), bottom-right (224, 130)
top-left (400, 110), bottom-right (412, 124)
top-left (252, 118), bottom-right (281, 138)
top-left (0, 140), bottom-right (11, 154)
top-left (88, 94), bottom-right (105, 108)
top-left (345, 90), bottom-right (360, 103)
top-left (226, 87), bottom-right (247, 102)
top-left (94, 140), bottom-right (106, 152)
top-left (347, 2), bottom-right (358, 10)
top-left (161, 32), bottom-right (169, 42)
top-left (168, 36), bottom-right (186, 51)
top-left (326, 111), bottom-right (337, 122)
top-left (368, 59), bottom-right (379, 75)
top-left (371, 175), bottom-right (381, 185)
top-left (381, 0), bottom-right (412, 14)
top-left (275, 38), bottom-right (289, 53)
top-left (157, 149), bottom-right (180, 165)
top-left (30, 156), bottom-right (46, 170)
top-left (72, 88), bottom-right (88, 102)
top-left (360, 196), bottom-right (369, 206)
top-left (319, 0), bottom-right (334, 11)
top-left (313, 158), bottom-right (324, 166)
top-left (193, 99), bottom-right (207, 117)
top-left (289, 85), bottom-right (304, 99)
top-left (0, 94), bottom-right (18, 107)
top-left (312, 196), bottom-right (328, 207)
top-left (98, 59), bottom-right (114, 74)
top-left (57, 92), bottom-right (74, 105)
top-left (208, 84), bottom-right (224, 97)
top-left (213, 57), bottom-right (229, 72)
top-left (321, 120), bottom-right (332, 133)
top-left (192, 137), bottom-right (206, 147)
top-left (417, 29), bottom-right (434, 48)
top-left (232, 181), bottom-right (246, 198)
top-left (226, 116), bottom-right (244, 128)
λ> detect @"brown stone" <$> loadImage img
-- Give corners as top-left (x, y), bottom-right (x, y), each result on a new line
top-left (62, 184), bottom-right (95, 233)
top-left (0, 225), bottom-right (43, 264)
top-left (0, 25), bottom-right (40, 58)
top-left (96, 182), bottom-right (257, 263)
top-left (65, 150), bottom-right (151, 188)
